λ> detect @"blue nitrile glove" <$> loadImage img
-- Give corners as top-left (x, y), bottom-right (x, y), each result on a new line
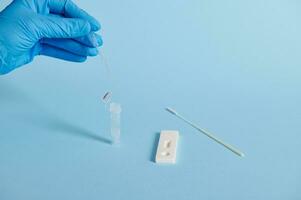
top-left (0, 0), bottom-right (103, 75)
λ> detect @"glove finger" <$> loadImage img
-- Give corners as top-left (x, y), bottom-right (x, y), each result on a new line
top-left (74, 32), bottom-right (103, 48)
top-left (41, 38), bottom-right (98, 56)
top-left (45, 14), bottom-right (102, 47)
top-left (37, 15), bottom-right (91, 39)
top-left (40, 44), bottom-right (87, 62)
top-left (48, 0), bottom-right (101, 31)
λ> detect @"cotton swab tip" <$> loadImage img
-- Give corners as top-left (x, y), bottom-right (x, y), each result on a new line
top-left (165, 107), bottom-right (178, 115)
top-left (102, 91), bottom-right (112, 104)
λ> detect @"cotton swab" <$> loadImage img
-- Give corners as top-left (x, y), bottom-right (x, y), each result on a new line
top-left (165, 107), bottom-right (245, 157)
top-left (100, 51), bottom-right (113, 105)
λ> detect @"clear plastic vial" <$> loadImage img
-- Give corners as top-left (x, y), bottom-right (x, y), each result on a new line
top-left (109, 102), bottom-right (121, 145)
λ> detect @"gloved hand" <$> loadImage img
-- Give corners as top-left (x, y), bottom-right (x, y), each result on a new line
top-left (0, 0), bottom-right (103, 75)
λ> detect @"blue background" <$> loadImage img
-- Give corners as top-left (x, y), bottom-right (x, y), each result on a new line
top-left (1, 0), bottom-right (301, 199)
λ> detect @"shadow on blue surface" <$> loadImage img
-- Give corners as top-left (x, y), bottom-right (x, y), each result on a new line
top-left (150, 132), bottom-right (160, 163)
top-left (45, 118), bottom-right (112, 145)
top-left (0, 80), bottom-right (112, 145)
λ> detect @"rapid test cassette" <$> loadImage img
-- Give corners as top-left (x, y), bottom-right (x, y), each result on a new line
top-left (155, 130), bottom-right (179, 164)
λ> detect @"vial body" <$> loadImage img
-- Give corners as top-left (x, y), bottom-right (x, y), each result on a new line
top-left (110, 103), bottom-right (121, 145)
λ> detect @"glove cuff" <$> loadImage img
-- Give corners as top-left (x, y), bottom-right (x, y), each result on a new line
top-left (0, 40), bottom-right (18, 75)
top-left (0, 40), bottom-right (9, 75)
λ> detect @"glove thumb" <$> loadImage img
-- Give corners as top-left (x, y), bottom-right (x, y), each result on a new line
top-left (35, 15), bottom-right (91, 39)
